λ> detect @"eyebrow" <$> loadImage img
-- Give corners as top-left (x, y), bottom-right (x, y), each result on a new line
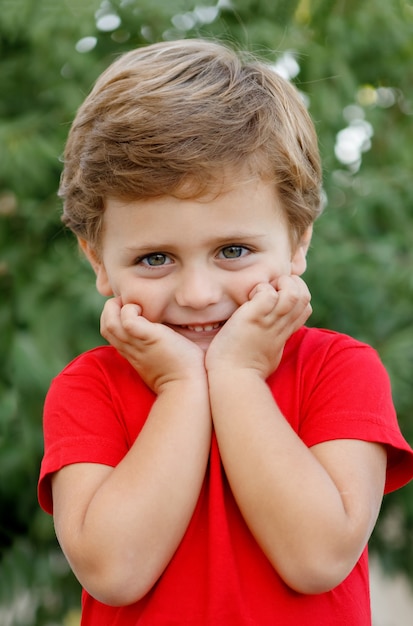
top-left (122, 233), bottom-right (268, 251)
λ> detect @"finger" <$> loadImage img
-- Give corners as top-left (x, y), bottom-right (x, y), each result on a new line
top-left (120, 304), bottom-right (155, 340)
top-left (249, 281), bottom-right (278, 299)
top-left (103, 295), bottom-right (123, 315)
top-left (278, 292), bottom-right (313, 332)
top-left (120, 302), bottom-right (143, 324)
top-left (248, 282), bottom-right (279, 310)
top-left (100, 297), bottom-right (124, 341)
top-left (275, 276), bottom-right (311, 316)
top-left (277, 274), bottom-right (311, 297)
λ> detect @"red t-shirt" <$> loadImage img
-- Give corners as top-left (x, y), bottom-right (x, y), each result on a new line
top-left (38, 327), bottom-right (413, 625)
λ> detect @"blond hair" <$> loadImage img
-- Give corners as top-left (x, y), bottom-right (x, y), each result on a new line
top-left (59, 38), bottom-right (322, 251)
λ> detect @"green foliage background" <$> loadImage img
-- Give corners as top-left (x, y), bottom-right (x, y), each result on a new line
top-left (1, 0), bottom-right (412, 623)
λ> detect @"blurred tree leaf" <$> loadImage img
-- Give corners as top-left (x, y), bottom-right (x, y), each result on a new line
top-left (1, 0), bottom-right (412, 621)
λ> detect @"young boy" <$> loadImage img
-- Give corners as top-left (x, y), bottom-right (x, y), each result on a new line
top-left (38, 39), bottom-right (413, 625)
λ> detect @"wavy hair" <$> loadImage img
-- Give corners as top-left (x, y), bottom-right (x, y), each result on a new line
top-left (59, 38), bottom-right (322, 251)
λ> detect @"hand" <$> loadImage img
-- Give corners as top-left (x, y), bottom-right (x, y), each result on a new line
top-left (100, 297), bottom-right (207, 393)
top-left (205, 275), bottom-right (312, 379)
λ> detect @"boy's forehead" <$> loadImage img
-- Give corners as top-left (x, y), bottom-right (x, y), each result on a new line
top-left (104, 173), bottom-right (277, 211)
top-left (97, 177), bottom-right (299, 256)
top-left (103, 177), bottom-right (287, 234)
top-left (104, 162), bottom-right (274, 206)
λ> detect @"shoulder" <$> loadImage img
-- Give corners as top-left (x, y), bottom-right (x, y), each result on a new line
top-left (53, 345), bottom-right (146, 388)
top-left (45, 345), bottom-right (154, 412)
top-left (288, 325), bottom-right (376, 353)
top-left (281, 325), bottom-right (392, 410)
top-left (273, 326), bottom-right (391, 418)
top-left (58, 345), bottom-right (129, 375)
top-left (283, 326), bottom-right (384, 378)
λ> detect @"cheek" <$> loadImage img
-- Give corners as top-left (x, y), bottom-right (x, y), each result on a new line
top-left (118, 281), bottom-right (168, 321)
top-left (230, 264), bottom-right (286, 301)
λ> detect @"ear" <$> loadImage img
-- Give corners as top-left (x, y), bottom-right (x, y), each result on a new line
top-left (77, 238), bottom-right (113, 296)
top-left (291, 225), bottom-right (313, 276)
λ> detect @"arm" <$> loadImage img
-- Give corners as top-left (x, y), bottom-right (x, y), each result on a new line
top-left (206, 277), bottom-right (387, 594)
top-left (52, 299), bottom-right (211, 606)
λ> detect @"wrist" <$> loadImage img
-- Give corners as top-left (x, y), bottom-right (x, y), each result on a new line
top-left (207, 364), bottom-right (267, 386)
top-left (156, 370), bottom-right (209, 395)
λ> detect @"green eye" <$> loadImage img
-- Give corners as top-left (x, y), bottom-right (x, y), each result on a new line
top-left (141, 253), bottom-right (170, 266)
top-left (220, 246), bottom-right (246, 259)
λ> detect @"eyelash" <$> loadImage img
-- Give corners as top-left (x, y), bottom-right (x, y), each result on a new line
top-left (218, 245), bottom-right (251, 259)
top-left (135, 245), bottom-right (252, 268)
top-left (135, 253), bottom-right (172, 267)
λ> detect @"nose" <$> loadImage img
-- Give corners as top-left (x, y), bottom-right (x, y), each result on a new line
top-left (175, 266), bottom-right (221, 310)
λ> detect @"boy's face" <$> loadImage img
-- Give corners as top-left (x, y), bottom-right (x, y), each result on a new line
top-left (82, 177), bottom-right (311, 351)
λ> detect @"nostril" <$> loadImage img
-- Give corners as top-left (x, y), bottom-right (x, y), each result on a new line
top-left (175, 280), bottom-right (221, 309)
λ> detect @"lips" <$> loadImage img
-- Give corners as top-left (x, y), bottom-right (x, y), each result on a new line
top-left (183, 322), bottom-right (222, 333)
top-left (169, 321), bottom-right (226, 333)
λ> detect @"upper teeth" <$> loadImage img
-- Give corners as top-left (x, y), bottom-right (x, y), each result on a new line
top-left (186, 323), bottom-right (221, 332)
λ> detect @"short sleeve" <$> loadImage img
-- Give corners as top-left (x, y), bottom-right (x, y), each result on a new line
top-left (296, 331), bottom-right (413, 494)
top-left (38, 347), bottom-right (155, 514)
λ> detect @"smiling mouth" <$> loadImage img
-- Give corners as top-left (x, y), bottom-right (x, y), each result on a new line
top-left (177, 321), bottom-right (225, 333)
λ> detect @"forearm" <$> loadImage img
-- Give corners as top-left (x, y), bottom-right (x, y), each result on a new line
top-left (54, 378), bottom-right (211, 605)
top-left (208, 369), bottom-right (384, 593)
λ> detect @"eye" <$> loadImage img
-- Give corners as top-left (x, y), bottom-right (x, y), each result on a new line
top-left (219, 245), bottom-right (250, 259)
top-left (137, 253), bottom-right (172, 267)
